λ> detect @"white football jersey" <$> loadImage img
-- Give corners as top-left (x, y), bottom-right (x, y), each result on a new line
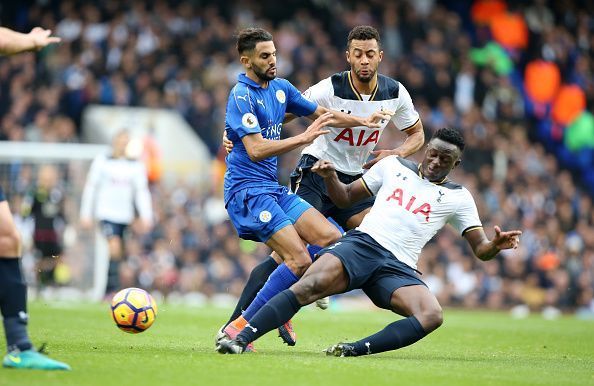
top-left (302, 71), bottom-right (419, 175)
top-left (80, 154), bottom-right (153, 224)
top-left (357, 156), bottom-right (482, 269)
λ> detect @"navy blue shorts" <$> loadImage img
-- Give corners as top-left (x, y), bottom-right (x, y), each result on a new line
top-left (319, 230), bottom-right (426, 310)
top-left (0, 186), bottom-right (5, 202)
top-left (100, 221), bottom-right (128, 239)
top-left (290, 155), bottom-right (375, 230)
top-left (226, 185), bottom-right (312, 242)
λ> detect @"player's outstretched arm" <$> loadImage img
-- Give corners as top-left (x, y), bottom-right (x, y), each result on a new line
top-left (309, 106), bottom-right (394, 129)
top-left (363, 120), bottom-right (425, 169)
top-left (464, 225), bottom-right (522, 261)
top-left (241, 112), bottom-right (333, 162)
top-left (0, 27), bottom-right (61, 55)
top-left (312, 160), bottom-right (371, 208)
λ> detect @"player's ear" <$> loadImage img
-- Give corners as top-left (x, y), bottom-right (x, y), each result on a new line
top-left (453, 158), bottom-right (461, 168)
top-left (240, 55), bottom-right (250, 68)
top-left (378, 50), bottom-right (383, 62)
top-left (345, 50), bottom-right (351, 64)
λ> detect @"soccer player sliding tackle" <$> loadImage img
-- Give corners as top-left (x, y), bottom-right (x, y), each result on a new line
top-left (217, 128), bottom-right (521, 356)
top-left (218, 27), bottom-right (393, 351)
top-left (218, 25), bottom-right (423, 348)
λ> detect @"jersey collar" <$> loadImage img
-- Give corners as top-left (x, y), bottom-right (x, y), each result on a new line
top-left (347, 71), bottom-right (379, 101)
top-left (238, 73), bottom-right (265, 88)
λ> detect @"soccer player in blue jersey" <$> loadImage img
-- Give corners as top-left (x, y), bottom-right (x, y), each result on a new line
top-left (0, 26), bottom-right (70, 370)
top-left (220, 28), bottom-right (392, 350)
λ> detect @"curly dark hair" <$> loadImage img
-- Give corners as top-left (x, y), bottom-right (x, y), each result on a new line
top-left (432, 128), bottom-right (465, 152)
top-left (347, 25), bottom-right (381, 49)
top-left (236, 28), bottom-right (273, 54)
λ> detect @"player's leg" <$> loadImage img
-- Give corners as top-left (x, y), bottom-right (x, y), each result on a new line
top-left (327, 261), bottom-right (442, 358)
top-left (101, 221), bottom-right (126, 297)
top-left (221, 189), bottom-right (312, 348)
top-left (236, 195), bottom-right (341, 322)
top-left (0, 198), bottom-right (69, 370)
top-left (220, 253), bottom-right (282, 328)
top-left (217, 251), bottom-right (349, 353)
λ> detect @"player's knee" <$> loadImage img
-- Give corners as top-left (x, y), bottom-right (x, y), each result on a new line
top-left (292, 274), bottom-right (325, 304)
top-left (314, 226), bottom-right (342, 247)
top-left (284, 255), bottom-right (311, 277)
top-left (419, 305), bottom-right (443, 333)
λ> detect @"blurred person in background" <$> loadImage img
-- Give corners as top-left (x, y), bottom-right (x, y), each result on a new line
top-left (80, 130), bottom-right (153, 298)
top-left (0, 25), bottom-right (69, 370)
top-left (21, 165), bottom-right (65, 289)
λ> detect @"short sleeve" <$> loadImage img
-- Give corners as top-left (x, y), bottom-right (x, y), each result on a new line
top-left (361, 155), bottom-right (395, 195)
top-left (447, 188), bottom-right (483, 235)
top-left (391, 83), bottom-right (420, 131)
top-left (285, 81), bottom-right (317, 117)
top-left (302, 77), bottom-right (333, 107)
top-left (226, 85), bottom-right (261, 138)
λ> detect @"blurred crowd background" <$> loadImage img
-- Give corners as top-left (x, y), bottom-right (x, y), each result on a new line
top-left (1, 0), bottom-right (593, 317)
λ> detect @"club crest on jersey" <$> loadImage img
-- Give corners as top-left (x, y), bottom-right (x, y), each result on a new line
top-left (276, 90), bottom-right (286, 104)
top-left (259, 210), bottom-right (272, 223)
top-left (242, 113), bottom-right (258, 129)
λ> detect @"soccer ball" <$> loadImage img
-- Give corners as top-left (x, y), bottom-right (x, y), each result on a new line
top-left (110, 288), bottom-right (158, 333)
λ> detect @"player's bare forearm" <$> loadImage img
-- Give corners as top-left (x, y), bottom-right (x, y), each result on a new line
top-left (0, 27), bottom-right (60, 55)
top-left (243, 113), bottom-right (332, 162)
top-left (310, 106), bottom-right (392, 129)
top-left (473, 241), bottom-right (501, 261)
top-left (465, 226), bottom-right (521, 261)
top-left (243, 134), bottom-right (309, 162)
top-left (312, 160), bottom-right (370, 208)
top-left (393, 121), bottom-right (424, 158)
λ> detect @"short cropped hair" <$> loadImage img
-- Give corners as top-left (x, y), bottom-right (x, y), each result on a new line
top-left (347, 25), bottom-right (381, 48)
top-left (236, 28), bottom-right (273, 54)
top-left (432, 128), bottom-right (465, 152)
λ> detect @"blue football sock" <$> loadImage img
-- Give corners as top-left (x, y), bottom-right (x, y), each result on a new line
top-left (226, 256), bottom-right (278, 326)
top-left (350, 316), bottom-right (426, 355)
top-left (237, 289), bottom-right (301, 347)
top-left (242, 264), bottom-right (299, 321)
top-left (0, 258), bottom-right (33, 352)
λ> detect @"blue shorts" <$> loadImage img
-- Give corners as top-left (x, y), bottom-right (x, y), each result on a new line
top-left (100, 221), bottom-right (128, 239)
top-left (319, 230), bottom-right (426, 310)
top-left (0, 186), bottom-right (5, 202)
top-left (226, 186), bottom-right (312, 242)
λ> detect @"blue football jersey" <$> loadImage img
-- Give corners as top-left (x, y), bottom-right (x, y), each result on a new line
top-left (223, 73), bottom-right (317, 204)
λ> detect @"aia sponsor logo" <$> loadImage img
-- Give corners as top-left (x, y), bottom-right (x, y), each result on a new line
top-left (386, 187), bottom-right (431, 222)
top-left (333, 128), bottom-right (379, 146)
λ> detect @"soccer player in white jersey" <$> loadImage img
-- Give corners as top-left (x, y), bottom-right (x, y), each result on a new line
top-left (80, 130), bottom-right (153, 297)
top-left (220, 25), bottom-right (424, 345)
top-left (0, 26), bottom-right (69, 370)
top-left (217, 128), bottom-right (522, 356)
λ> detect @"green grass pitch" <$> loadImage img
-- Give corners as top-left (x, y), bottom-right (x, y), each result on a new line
top-left (1, 301), bottom-right (592, 386)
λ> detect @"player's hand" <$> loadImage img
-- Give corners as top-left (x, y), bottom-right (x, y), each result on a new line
top-left (301, 112), bottom-right (332, 144)
top-left (363, 149), bottom-right (398, 169)
top-left (80, 218), bottom-right (93, 230)
top-left (311, 159), bottom-right (336, 178)
top-left (492, 225), bottom-right (522, 250)
top-left (28, 27), bottom-right (61, 50)
top-left (361, 109), bottom-right (394, 128)
top-left (222, 130), bottom-right (233, 154)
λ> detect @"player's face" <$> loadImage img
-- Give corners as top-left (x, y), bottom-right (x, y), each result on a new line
top-left (112, 132), bottom-right (130, 157)
top-left (346, 39), bottom-right (383, 83)
top-left (246, 41), bottom-right (277, 81)
top-left (421, 138), bottom-right (461, 182)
